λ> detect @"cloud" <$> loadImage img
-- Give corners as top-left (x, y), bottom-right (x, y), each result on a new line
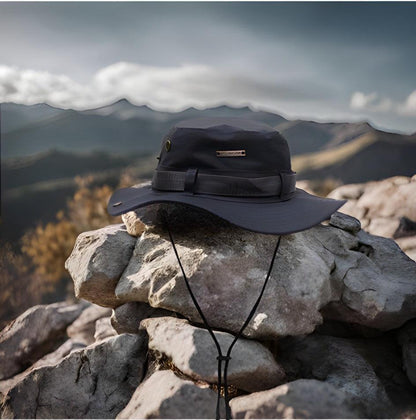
top-left (0, 62), bottom-right (328, 112)
top-left (350, 90), bottom-right (416, 116)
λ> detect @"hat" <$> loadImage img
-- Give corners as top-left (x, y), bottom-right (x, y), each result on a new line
top-left (108, 117), bottom-right (346, 234)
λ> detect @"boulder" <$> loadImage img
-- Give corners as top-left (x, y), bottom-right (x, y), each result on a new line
top-left (329, 211), bottom-right (361, 234)
top-left (109, 204), bottom-right (416, 338)
top-left (230, 379), bottom-right (366, 419)
top-left (398, 320), bottom-right (416, 386)
top-left (278, 334), bottom-right (393, 416)
top-left (117, 370), bottom-right (220, 419)
top-left (111, 301), bottom-right (173, 334)
top-left (0, 301), bottom-right (86, 380)
top-left (65, 224), bottom-right (136, 307)
top-left (67, 303), bottom-right (111, 345)
top-left (140, 317), bottom-right (285, 392)
top-left (0, 338), bottom-right (85, 397)
top-left (2, 333), bottom-right (147, 419)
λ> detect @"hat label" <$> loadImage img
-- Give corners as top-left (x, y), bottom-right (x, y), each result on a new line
top-left (216, 150), bottom-right (246, 157)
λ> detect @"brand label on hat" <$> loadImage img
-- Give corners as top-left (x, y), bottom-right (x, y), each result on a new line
top-left (216, 150), bottom-right (246, 157)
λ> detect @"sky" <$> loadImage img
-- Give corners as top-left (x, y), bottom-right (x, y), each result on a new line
top-left (0, 2), bottom-right (415, 133)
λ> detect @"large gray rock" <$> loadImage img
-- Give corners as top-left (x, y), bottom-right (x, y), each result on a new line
top-left (111, 204), bottom-right (416, 338)
top-left (65, 224), bottom-right (136, 307)
top-left (2, 333), bottom-right (147, 419)
top-left (111, 301), bottom-right (173, 334)
top-left (140, 317), bottom-right (285, 392)
top-left (117, 370), bottom-right (220, 419)
top-left (0, 301), bottom-right (86, 380)
top-left (278, 334), bottom-right (393, 416)
top-left (398, 320), bottom-right (416, 386)
top-left (67, 303), bottom-right (111, 345)
top-left (230, 379), bottom-right (366, 419)
top-left (0, 338), bottom-right (85, 397)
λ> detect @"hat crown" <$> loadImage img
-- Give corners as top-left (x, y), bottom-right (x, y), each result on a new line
top-left (156, 117), bottom-right (292, 176)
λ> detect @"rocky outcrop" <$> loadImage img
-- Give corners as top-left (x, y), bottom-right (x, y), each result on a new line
top-left (0, 301), bottom-right (86, 380)
top-left (329, 175), bottom-right (416, 260)
top-left (140, 317), bottom-right (285, 392)
top-left (66, 204), bottom-right (416, 338)
top-left (230, 379), bottom-right (366, 419)
top-left (2, 333), bottom-right (147, 419)
top-left (117, 370), bottom-right (220, 419)
top-left (65, 224), bottom-right (136, 307)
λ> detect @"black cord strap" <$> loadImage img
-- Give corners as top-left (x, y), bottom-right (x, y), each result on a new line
top-left (162, 209), bottom-right (281, 420)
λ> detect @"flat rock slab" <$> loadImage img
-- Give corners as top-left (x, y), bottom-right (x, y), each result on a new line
top-left (141, 317), bottom-right (285, 392)
top-left (230, 379), bottom-right (366, 419)
top-left (65, 224), bottom-right (136, 307)
top-left (2, 333), bottom-right (147, 419)
top-left (0, 301), bottom-right (86, 380)
top-left (117, 370), bottom-right (220, 419)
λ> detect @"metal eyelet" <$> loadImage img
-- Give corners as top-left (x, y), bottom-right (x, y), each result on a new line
top-left (165, 139), bottom-right (171, 151)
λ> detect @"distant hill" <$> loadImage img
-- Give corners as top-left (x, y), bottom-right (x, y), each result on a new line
top-left (1, 99), bottom-right (387, 159)
top-left (293, 130), bottom-right (416, 183)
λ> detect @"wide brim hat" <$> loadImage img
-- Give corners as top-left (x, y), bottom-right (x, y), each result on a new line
top-left (108, 117), bottom-right (346, 235)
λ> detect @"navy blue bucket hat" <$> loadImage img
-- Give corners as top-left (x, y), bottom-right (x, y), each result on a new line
top-left (108, 117), bottom-right (345, 234)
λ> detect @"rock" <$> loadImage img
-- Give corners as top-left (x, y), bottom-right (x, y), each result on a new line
top-left (2, 333), bottom-right (147, 419)
top-left (65, 224), bottom-right (136, 307)
top-left (398, 320), bottom-right (416, 386)
top-left (230, 379), bottom-right (366, 419)
top-left (395, 236), bottom-right (416, 262)
top-left (117, 370), bottom-right (220, 419)
top-left (394, 216), bottom-right (416, 239)
top-left (0, 338), bottom-right (85, 396)
top-left (122, 212), bottom-right (146, 237)
top-left (328, 175), bottom-right (416, 259)
top-left (0, 301), bottom-right (86, 380)
top-left (111, 301), bottom-right (173, 334)
top-left (321, 229), bottom-right (416, 330)
top-left (67, 303), bottom-right (111, 345)
top-left (278, 334), bottom-right (393, 416)
top-left (94, 317), bottom-right (117, 342)
top-left (140, 317), bottom-right (285, 392)
top-left (329, 211), bottom-right (361, 234)
top-left (111, 203), bottom-right (416, 338)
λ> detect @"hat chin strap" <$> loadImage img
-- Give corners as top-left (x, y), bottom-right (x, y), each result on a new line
top-left (162, 208), bottom-right (281, 420)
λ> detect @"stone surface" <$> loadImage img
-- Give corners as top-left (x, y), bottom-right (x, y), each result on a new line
top-left (94, 317), bottom-right (117, 342)
top-left (67, 303), bottom-right (111, 345)
top-left (122, 211), bottom-right (146, 237)
top-left (329, 211), bottom-right (361, 234)
top-left (0, 301), bottom-right (86, 380)
top-left (230, 379), bottom-right (366, 419)
top-left (117, 370), bottom-right (219, 419)
top-left (65, 224), bottom-right (136, 307)
top-left (0, 338), bottom-right (85, 396)
top-left (278, 333), bottom-right (393, 417)
top-left (328, 175), bottom-right (416, 259)
top-left (140, 317), bottom-right (285, 392)
top-left (2, 333), bottom-right (147, 419)
top-left (398, 319), bottom-right (416, 386)
top-left (110, 203), bottom-right (416, 338)
top-left (111, 301), bottom-right (173, 334)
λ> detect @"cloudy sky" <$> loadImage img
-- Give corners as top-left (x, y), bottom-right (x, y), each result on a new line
top-left (0, 2), bottom-right (415, 133)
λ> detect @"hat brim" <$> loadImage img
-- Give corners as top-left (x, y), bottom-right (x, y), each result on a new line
top-left (108, 185), bottom-right (346, 235)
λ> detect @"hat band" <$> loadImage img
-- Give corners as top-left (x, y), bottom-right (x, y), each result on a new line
top-left (151, 169), bottom-right (296, 199)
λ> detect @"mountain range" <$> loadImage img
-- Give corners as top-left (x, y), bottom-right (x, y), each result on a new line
top-left (1, 99), bottom-right (416, 241)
